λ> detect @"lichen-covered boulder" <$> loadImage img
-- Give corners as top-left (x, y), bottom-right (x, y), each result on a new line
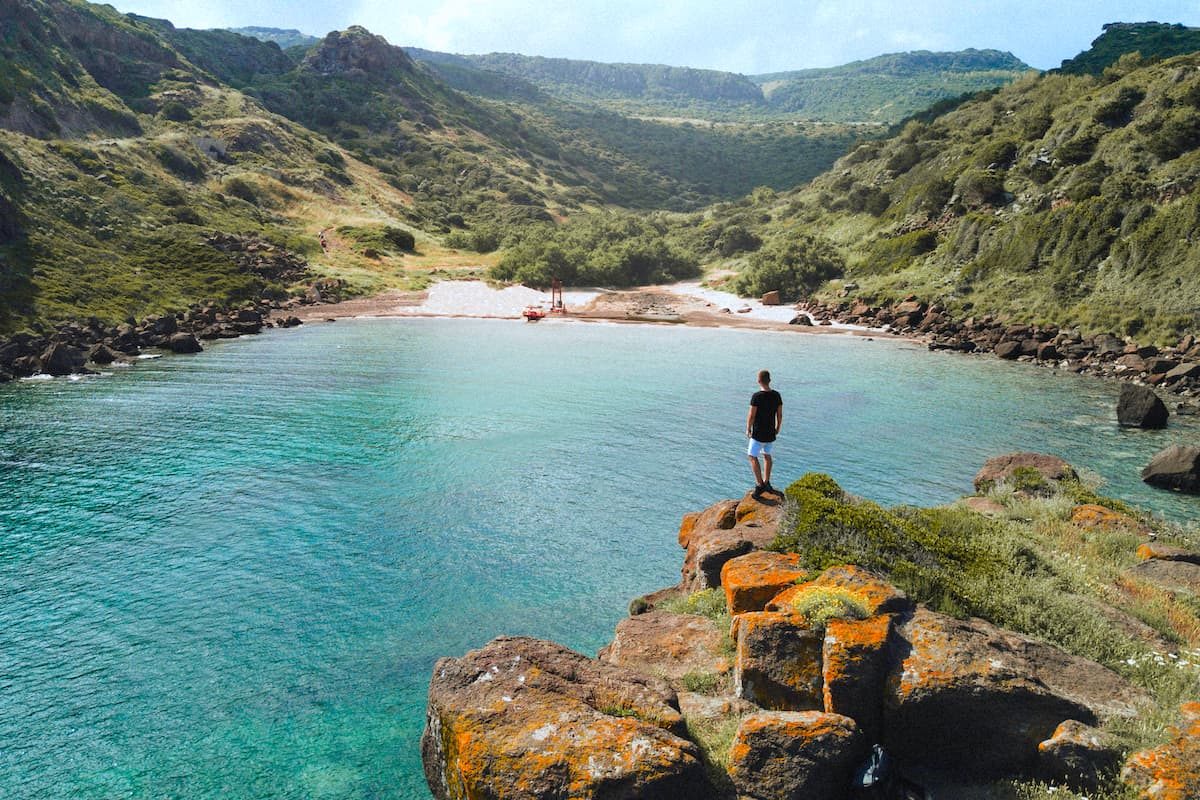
top-left (678, 499), bottom-right (738, 549)
top-left (884, 608), bottom-right (1147, 778)
top-left (973, 452), bottom-right (1077, 492)
top-left (681, 498), bottom-right (781, 592)
top-left (767, 565), bottom-right (911, 617)
top-left (598, 610), bottom-right (730, 687)
top-left (421, 636), bottom-right (710, 800)
top-left (721, 551), bottom-right (807, 615)
top-left (1123, 702), bottom-right (1200, 800)
top-left (732, 611), bottom-right (822, 711)
top-left (728, 711), bottom-right (866, 800)
top-left (1038, 720), bottom-right (1120, 791)
top-left (735, 490), bottom-right (784, 528)
top-left (1126, 559), bottom-right (1200, 595)
top-left (1071, 504), bottom-right (1135, 529)
top-left (1136, 542), bottom-right (1200, 564)
top-left (822, 614), bottom-right (894, 744)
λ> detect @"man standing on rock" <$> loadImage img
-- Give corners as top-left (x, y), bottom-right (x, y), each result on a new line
top-left (747, 369), bottom-right (783, 500)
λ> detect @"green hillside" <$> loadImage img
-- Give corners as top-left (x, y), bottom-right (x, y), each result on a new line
top-left (693, 50), bottom-right (1200, 343)
top-left (1059, 22), bottom-right (1200, 76)
top-left (753, 49), bottom-right (1035, 122)
top-left (228, 26), bottom-right (319, 52)
top-left (407, 47), bottom-right (1032, 124)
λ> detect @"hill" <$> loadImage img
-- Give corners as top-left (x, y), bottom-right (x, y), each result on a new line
top-left (407, 47), bottom-right (1033, 124)
top-left (752, 49), bottom-right (1035, 122)
top-left (691, 48), bottom-right (1200, 344)
top-left (1059, 22), bottom-right (1200, 76)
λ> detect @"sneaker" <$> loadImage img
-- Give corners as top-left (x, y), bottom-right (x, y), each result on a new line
top-left (752, 485), bottom-right (765, 500)
top-left (763, 482), bottom-right (782, 496)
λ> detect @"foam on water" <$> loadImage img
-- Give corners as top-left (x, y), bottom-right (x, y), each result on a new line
top-left (1, 317), bottom-right (1197, 799)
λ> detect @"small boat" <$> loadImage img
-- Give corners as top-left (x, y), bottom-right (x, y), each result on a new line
top-left (522, 306), bottom-right (546, 322)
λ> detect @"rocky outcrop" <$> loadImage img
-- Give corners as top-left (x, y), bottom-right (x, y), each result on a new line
top-left (1071, 503), bottom-right (1135, 528)
top-left (1136, 542), bottom-right (1200, 564)
top-left (733, 610), bottom-right (823, 711)
top-left (973, 451), bottom-right (1077, 492)
top-left (1118, 383), bottom-right (1170, 428)
top-left (1123, 702), bottom-right (1200, 800)
top-left (680, 493), bottom-right (782, 591)
top-left (38, 342), bottom-right (86, 376)
top-left (1142, 445), bottom-right (1200, 493)
top-left (421, 636), bottom-right (709, 800)
top-left (720, 551), bottom-right (806, 615)
top-left (883, 607), bottom-right (1146, 778)
top-left (1126, 559), bottom-right (1200, 595)
top-left (821, 614), bottom-right (893, 744)
top-left (598, 610), bottom-right (730, 687)
top-left (728, 711), bottom-right (866, 800)
top-left (302, 26), bottom-right (415, 77)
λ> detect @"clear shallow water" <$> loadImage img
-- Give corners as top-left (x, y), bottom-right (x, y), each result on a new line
top-left (1, 317), bottom-right (1198, 799)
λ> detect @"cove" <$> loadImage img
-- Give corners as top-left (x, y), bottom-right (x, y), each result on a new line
top-left (1, 317), bottom-right (1197, 800)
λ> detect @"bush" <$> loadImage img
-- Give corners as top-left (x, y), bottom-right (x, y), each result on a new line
top-left (886, 143), bottom-right (922, 175)
top-left (846, 185), bottom-right (890, 216)
top-left (715, 224), bottom-right (762, 257)
top-left (1093, 87), bottom-right (1144, 127)
top-left (975, 138), bottom-right (1019, 169)
top-left (382, 226), bottom-right (415, 251)
top-left (790, 587), bottom-right (870, 631)
top-left (158, 101), bottom-right (192, 122)
top-left (1056, 134), bottom-right (1098, 165)
top-left (731, 235), bottom-right (845, 301)
top-left (954, 169), bottom-right (1007, 208)
top-left (223, 177), bottom-right (259, 205)
top-left (1146, 108), bottom-right (1200, 160)
top-left (864, 229), bottom-right (938, 274)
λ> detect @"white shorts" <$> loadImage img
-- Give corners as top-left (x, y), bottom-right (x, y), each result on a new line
top-left (748, 439), bottom-right (774, 457)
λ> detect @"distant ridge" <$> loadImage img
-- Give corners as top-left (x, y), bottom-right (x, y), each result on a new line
top-left (406, 47), bottom-right (1033, 123)
top-left (229, 26), bottom-right (319, 51)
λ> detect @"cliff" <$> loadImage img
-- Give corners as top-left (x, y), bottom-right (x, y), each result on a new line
top-left (422, 457), bottom-right (1200, 799)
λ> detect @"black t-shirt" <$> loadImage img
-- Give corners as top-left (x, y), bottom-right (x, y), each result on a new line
top-left (750, 389), bottom-right (782, 442)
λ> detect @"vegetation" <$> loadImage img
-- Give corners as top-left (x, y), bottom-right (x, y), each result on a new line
top-left (788, 586), bottom-right (870, 631)
top-left (698, 45), bottom-right (1200, 343)
top-left (730, 234), bottom-right (844, 300)
top-left (1058, 22), bottom-right (1200, 76)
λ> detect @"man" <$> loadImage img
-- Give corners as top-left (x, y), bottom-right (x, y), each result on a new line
top-left (746, 369), bottom-right (783, 500)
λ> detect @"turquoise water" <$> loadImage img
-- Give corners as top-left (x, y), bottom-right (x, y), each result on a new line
top-left (2, 317), bottom-right (1198, 799)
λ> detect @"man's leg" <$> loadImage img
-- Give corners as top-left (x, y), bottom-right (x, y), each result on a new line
top-left (748, 455), bottom-right (764, 487)
top-left (762, 454), bottom-right (773, 486)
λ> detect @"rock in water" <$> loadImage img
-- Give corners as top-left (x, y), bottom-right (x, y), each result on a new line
top-left (1117, 383), bottom-right (1169, 428)
top-left (421, 636), bottom-right (709, 800)
top-left (1141, 445), bottom-right (1200, 493)
top-left (39, 342), bottom-right (86, 376)
top-left (167, 333), bottom-right (203, 354)
top-left (728, 711), bottom-right (866, 800)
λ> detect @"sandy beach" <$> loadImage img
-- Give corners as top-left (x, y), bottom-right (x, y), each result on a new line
top-left (291, 279), bottom-right (894, 338)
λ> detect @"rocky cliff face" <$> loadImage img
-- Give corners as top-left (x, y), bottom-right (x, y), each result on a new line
top-left (301, 26), bottom-right (415, 78)
top-left (421, 469), bottom-right (1199, 799)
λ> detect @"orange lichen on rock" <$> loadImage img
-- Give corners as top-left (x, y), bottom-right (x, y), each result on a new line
top-left (768, 565), bottom-right (912, 617)
top-left (734, 490), bottom-right (784, 528)
top-left (678, 499), bottom-right (737, 548)
top-left (1122, 702), bottom-right (1200, 800)
top-left (1072, 504), bottom-right (1135, 529)
top-left (733, 610), bottom-right (823, 711)
top-left (599, 610), bottom-right (730, 684)
top-left (728, 711), bottom-right (866, 800)
top-left (721, 551), bottom-right (808, 615)
top-left (822, 613), bottom-right (894, 743)
top-left (1136, 542), bottom-right (1200, 564)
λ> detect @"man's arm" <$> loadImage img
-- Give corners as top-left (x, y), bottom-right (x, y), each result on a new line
top-left (746, 405), bottom-right (757, 438)
top-left (775, 404), bottom-right (783, 435)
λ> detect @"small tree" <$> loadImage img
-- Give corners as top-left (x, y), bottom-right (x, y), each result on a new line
top-left (732, 235), bottom-right (845, 301)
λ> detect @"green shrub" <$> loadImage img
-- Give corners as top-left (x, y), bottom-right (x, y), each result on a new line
top-left (663, 588), bottom-right (728, 622)
top-left (975, 138), bottom-right (1019, 169)
top-left (223, 177), bottom-right (259, 205)
top-left (864, 229), bottom-right (938, 273)
top-left (1010, 466), bottom-right (1052, 495)
top-left (153, 144), bottom-right (204, 181)
top-left (1146, 108), bottom-right (1200, 160)
top-left (1093, 86), bottom-right (1144, 127)
top-left (886, 143), bottom-right (922, 175)
top-left (1055, 134), bottom-right (1098, 166)
top-left (954, 169), bottom-right (1007, 208)
top-left (846, 185), bottom-right (890, 216)
top-left (790, 587), bottom-right (870, 631)
top-left (158, 101), bottom-right (192, 122)
top-left (731, 234), bottom-right (844, 301)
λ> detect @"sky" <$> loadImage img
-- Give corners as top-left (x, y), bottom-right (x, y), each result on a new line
top-left (112, 0), bottom-right (1200, 73)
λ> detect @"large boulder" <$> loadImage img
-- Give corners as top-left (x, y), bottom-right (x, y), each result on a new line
top-left (1118, 384), bottom-right (1169, 429)
top-left (973, 452), bottom-right (1077, 492)
top-left (1136, 542), bottom-right (1200, 565)
top-left (167, 332), bottom-right (203, 354)
top-left (1141, 445), bottom-right (1200, 493)
top-left (727, 711), bottom-right (866, 800)
top-left (1125, 559), bottom-right (1200, 595)
top-left (598, 610), bottom-right (730, 687)
top-left (721, 551), bottom-right (807, 615)
top-left (38, 342), bottom-right (86, 376)
top-left (678, 499), bottom-right (737, 549)
top-left (883, 607), bottom-right (1147, 778)
top-left (1123, 702), bottom-right (1200, 800)
top-left (732, 610), bottom-right (823, 711)
top-left (821, 614), bottom-right (894, 744)
top-left (421, 636), bottom-right (709, 800)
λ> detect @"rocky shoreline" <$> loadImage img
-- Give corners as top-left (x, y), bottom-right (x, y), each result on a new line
top-left (420, 457), bottom-right (1200, 800)
top-left (801, 294), bottom-right (1200, 403)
